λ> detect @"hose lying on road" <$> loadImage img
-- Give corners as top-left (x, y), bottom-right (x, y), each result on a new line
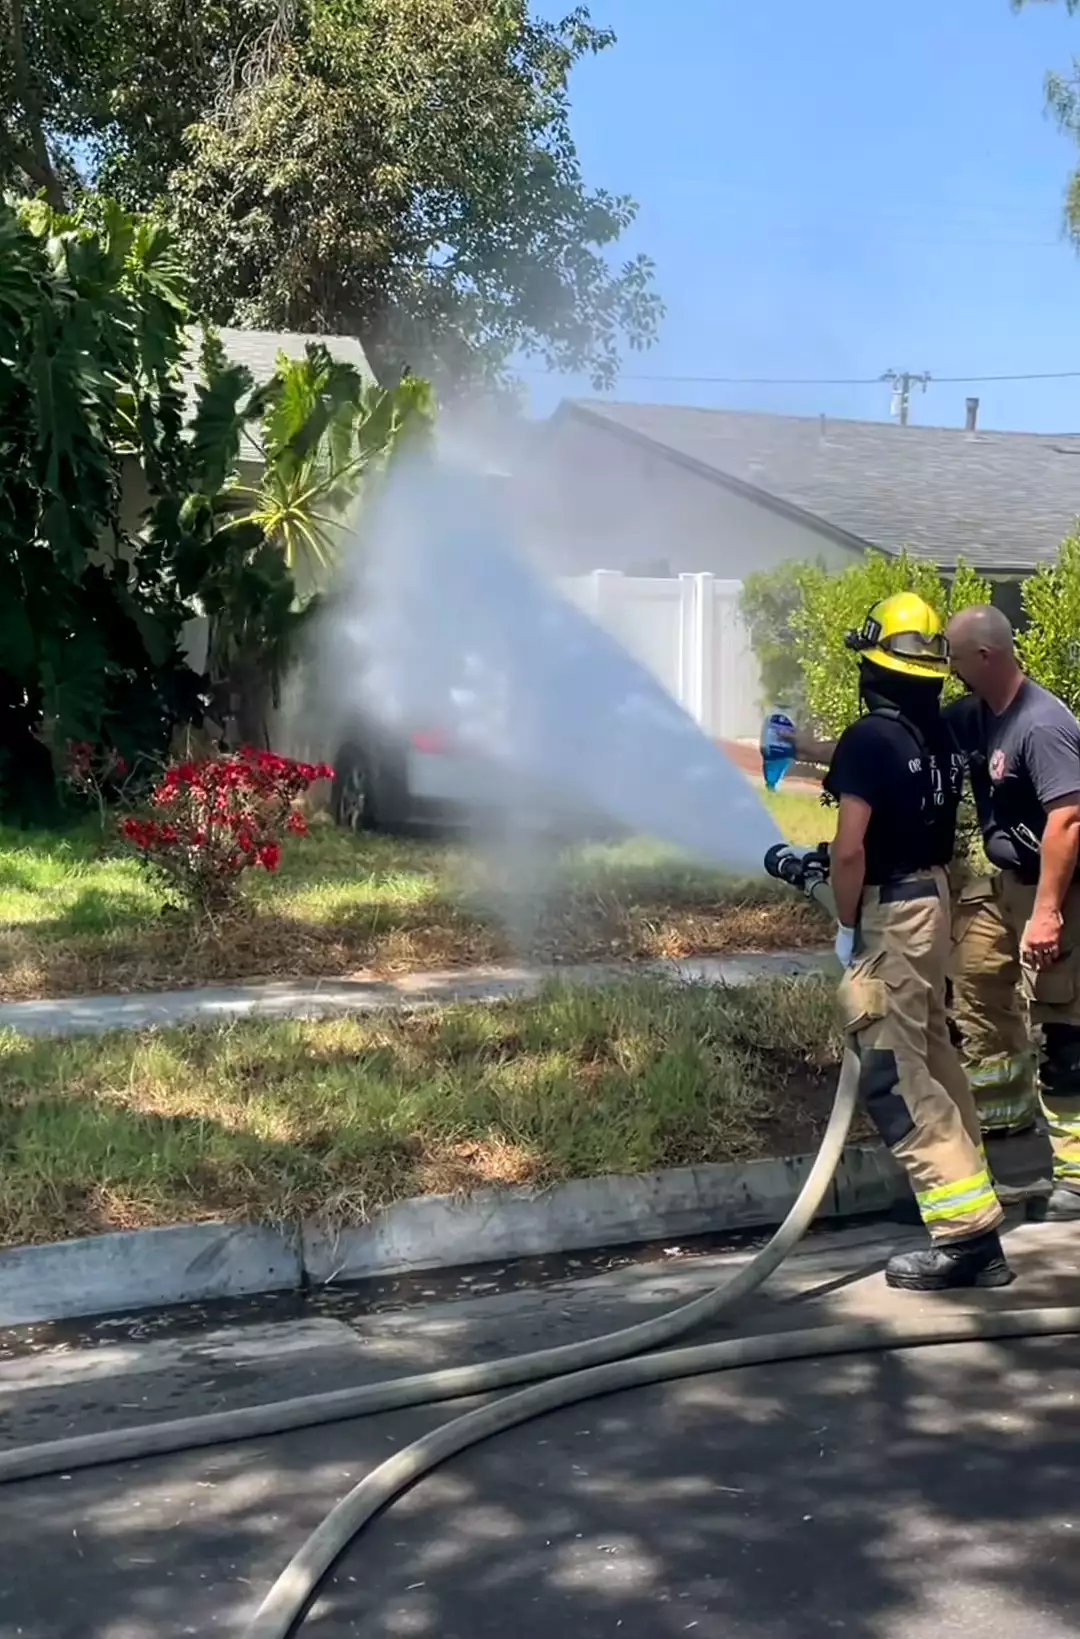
top-left (4, 1044), bottom-right (1080, 1639)
top-left (246, 1305), bottom-right (1080, 1639)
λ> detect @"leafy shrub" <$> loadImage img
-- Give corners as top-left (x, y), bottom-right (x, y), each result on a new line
top-left (739, 561), bottom-right (821, 716)
top-left (791, 551), bottom-right (991, 737)
top-left (122, 748), bottom-right (332, 914)
top-left (1017, 530), bottom-right (1080, 716)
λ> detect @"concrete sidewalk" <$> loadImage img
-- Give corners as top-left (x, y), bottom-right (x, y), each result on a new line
top-left (0, 948), bottom-right (831, 1037)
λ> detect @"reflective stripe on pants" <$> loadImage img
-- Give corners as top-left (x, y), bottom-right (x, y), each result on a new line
top-left (949, 872), bottom-right (1038, 1136)
top-left (917, 1170), bottom-right (1002, 1225)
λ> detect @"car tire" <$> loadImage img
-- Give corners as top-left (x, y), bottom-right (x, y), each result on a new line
top-left (332, 741), bottom-right (408, 832)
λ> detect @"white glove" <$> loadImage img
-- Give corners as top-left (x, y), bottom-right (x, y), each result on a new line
top-left (834, 924), bottom-right (857, 967)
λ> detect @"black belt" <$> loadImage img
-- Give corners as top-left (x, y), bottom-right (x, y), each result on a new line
top-left (878, 877), bottom-right (940, 905)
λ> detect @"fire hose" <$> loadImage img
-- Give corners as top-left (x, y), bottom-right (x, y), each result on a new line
top-left (2, 842), bottom-right (1079, 1639)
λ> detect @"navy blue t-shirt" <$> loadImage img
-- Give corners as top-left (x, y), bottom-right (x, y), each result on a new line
top-left (945, 683), bottom-right (1080, 881)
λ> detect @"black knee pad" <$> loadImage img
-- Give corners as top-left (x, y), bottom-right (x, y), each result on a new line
top-left (1041, 1023), bottom-right (1080, 1100)
top-left (858, 1048), bottom-right (915, 1148)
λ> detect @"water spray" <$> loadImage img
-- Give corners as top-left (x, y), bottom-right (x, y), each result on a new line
top-left (320, 459), bottom-right (786, 877)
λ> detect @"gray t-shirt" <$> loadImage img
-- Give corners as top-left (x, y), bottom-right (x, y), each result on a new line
top-left (980, 679), bottom-right (1080, 879)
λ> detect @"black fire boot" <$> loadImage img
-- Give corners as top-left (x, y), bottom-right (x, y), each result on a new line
top-left (1027, 1186), bottom-right (1080, 1223)
top-left (885, 1229), bottom-right (1014, 1292)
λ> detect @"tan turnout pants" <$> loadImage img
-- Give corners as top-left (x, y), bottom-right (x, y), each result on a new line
top-left (996, 873), bottom-right (1080, 1192)
top-left (838, 868), bottom-right (1003, 1241)
top-left (949, 872), bottom-right (1037, 1136)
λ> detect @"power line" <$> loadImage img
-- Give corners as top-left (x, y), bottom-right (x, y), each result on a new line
top-left (522, 367), bottom-right (1080, 387)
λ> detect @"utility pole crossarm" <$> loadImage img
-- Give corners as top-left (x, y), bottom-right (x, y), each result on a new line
top-left (881, 368), bottom-right (932, 426)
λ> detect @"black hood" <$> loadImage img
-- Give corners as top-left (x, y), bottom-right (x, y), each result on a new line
top-left (859, 659), bottom-right (946, 741)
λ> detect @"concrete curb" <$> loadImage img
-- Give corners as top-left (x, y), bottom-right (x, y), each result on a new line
top-left (0, 1222), bottom-right (303, 1326)
top-left (0, 1144), bottom-right (905, 1327)
top-left (0, 950), bottom-right (832, 1039)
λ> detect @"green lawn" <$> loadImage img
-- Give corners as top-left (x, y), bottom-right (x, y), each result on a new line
top-left (0, 975), bottom-right (844, 1246)
top-left (0, 788), bottom-right (832, 1000)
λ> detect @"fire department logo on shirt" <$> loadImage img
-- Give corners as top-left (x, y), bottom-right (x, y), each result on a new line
top-left (989, 748), bottom-right (1006, 783)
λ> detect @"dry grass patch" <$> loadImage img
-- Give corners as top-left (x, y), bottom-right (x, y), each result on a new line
top-left (0, 787), bottom-right (833, 999)
top-left (0, 974), bottom-right (846, 1246)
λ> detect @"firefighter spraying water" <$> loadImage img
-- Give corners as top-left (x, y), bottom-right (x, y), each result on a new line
top-left (767, 593), bottom-right (1010, 1290)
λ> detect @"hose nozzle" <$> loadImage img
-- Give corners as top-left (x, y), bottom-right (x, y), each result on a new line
top-left (764, 841), bottom-right (832, 898)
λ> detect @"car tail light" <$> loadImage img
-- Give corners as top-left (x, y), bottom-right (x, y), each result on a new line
top-left (410, 728), bottom-right (451, 755)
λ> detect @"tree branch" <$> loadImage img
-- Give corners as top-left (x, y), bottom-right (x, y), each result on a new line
top-left (2, 0), bottom-right (66, 208)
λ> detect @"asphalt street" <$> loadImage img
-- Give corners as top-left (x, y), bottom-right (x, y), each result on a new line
top-left (1, 1217), bottom-right (1078, 1639)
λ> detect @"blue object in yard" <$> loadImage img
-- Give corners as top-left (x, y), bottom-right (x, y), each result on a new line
top-left (760, 708), bottom-right (796, 792)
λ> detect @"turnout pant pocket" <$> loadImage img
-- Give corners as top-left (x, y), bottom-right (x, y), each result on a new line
top-left (837, 957), bottom-right (889, 1037)
top-left (837, 956), bottom-right (916, 1149)
top-left (1021, 960), bottom-right (1076, 1008)
top-left (956, 875), bottom-right (996, 908)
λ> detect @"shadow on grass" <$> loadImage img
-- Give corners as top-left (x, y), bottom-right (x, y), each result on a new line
top-left (0, 819), bottom-right (828, 1007)
top-left (0, 977), bottom-right (844, 1251)
top-left (0, 900), bottom-right (508, 1000)
top-left (0, 858), bottom-right (51, 896)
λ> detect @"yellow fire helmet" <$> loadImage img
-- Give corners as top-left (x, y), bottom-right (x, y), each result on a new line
top-left (843, 591), bottom-right (949, 680)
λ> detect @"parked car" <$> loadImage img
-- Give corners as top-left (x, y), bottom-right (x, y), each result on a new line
top-left (330, 717), bottom-right (617, 838)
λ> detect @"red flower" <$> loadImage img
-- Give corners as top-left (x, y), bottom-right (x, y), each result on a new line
top-left (121, 748), bottom-right (317, 909)
top-left (112, 754), bottom-right (127, 775)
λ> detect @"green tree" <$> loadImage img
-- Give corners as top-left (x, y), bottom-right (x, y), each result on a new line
top-left (146, 334), bottom-right (434, 747)
top-left (1, 0), bottom-right (661, 394)
top-left (0, 193), bottom-right (202, 819)
top-left (0, 186), bottom-right (435, 814)
top-left (1012, 1), bottom-right (1080, 240)
top-left (238, 352), bottom-right (434, 586)
top-left (791, 551), bottom-right (992, 738)
top-left (0, 0), bottom-right (273, 208)
top-left (1017, 529), bottom-right (1080, 714)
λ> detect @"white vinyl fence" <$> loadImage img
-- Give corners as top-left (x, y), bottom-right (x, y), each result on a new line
top-left (559, 571), bottom-right (763, 743)
top-left (258, 568), bottom-right (763, 761)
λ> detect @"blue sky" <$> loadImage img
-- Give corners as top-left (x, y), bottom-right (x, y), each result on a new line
top-left (529, 0), bottom-right (1080, 432)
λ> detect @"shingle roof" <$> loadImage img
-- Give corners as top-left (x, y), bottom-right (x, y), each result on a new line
top-left (214, 327), bottom-right (374, 384)
top-left (564, 400), bottom-right (1080, 574)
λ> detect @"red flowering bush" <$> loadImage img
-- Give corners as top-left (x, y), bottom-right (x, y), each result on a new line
top-left (121, 748), bottom-right (333, 915)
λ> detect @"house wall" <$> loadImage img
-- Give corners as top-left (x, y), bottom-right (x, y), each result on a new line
top-left (517, 415), bottom-right (862, 579)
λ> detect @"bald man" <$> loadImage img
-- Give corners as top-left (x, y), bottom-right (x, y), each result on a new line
top-left (946, 604), bottom-right (1080, 1221)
